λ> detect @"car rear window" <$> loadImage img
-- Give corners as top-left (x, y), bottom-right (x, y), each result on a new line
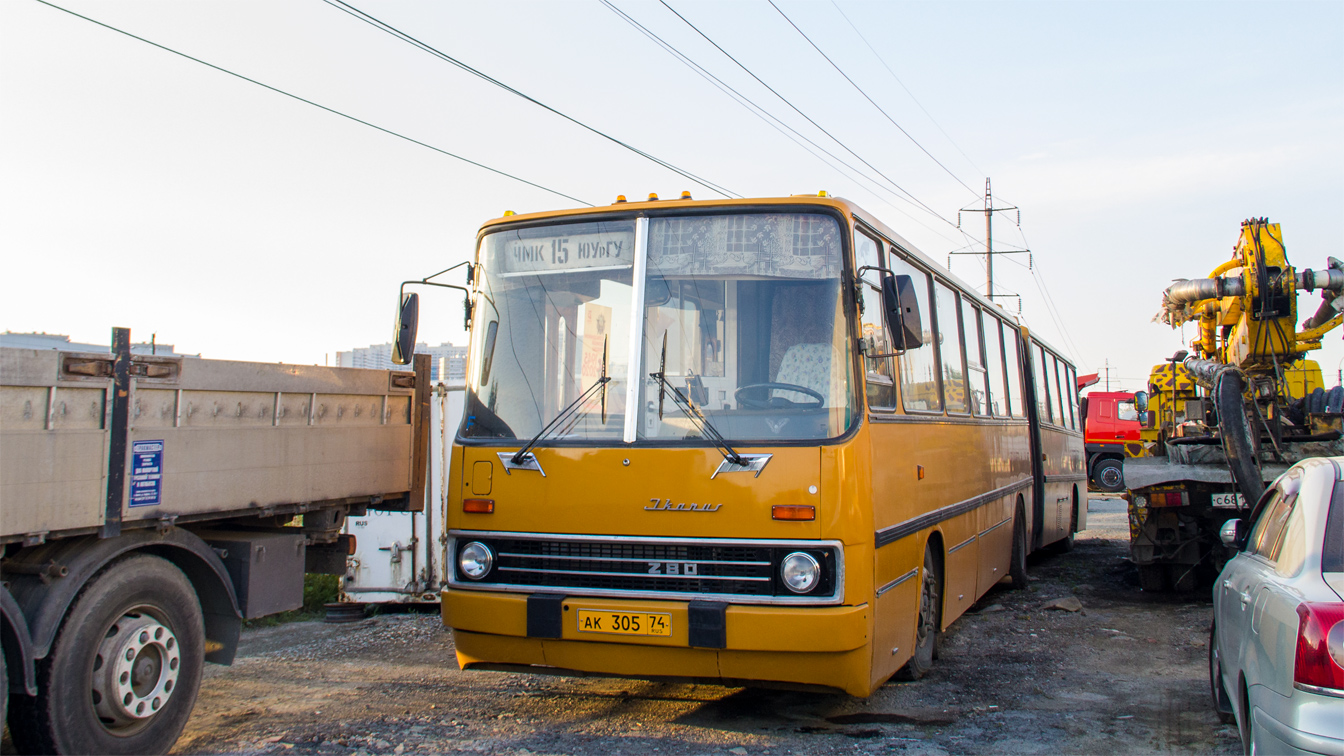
top-left (1325, 482), bottom-right (1343, 573)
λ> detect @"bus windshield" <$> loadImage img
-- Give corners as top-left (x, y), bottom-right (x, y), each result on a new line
top-left (462, 212), bottom-right (854, 443)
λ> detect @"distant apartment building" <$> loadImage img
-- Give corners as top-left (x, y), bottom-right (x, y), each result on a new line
top-left (335, 342), bottom-right (467, 385)
top-left (0, 332), bottom-right (197, 356)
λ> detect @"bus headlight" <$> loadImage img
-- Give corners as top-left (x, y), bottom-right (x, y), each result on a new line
top-left (459, 541), bottom-right (494, 580)
top-left (781, 552), bottom-right (821, 593)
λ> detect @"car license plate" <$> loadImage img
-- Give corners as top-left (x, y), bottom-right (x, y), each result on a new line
top-left (1211, 492), bottom-right (1245, 509)
top-left (576, 609), bottom-right (671, 637)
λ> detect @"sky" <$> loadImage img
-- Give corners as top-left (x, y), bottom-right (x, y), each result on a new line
top-left (3, 0), bottom-right (1342, 392)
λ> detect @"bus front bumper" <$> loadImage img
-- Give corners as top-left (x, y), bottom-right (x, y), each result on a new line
top-left (442, 589), bottom-right (874, 697)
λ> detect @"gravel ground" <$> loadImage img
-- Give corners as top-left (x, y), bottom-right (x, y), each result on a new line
top-left (2, 496), bottom-right (1244, 755)
top-left (168, 496), bottom-right (1240, 755)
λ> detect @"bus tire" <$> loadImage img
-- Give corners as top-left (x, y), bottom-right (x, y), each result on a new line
top-left (1093, 459), bottom-right (1124, 492)
top-left (1009, 504), bottom-right (1029, 589)
top-left (7, 554), bottom-right (204, 756)
top-left (897, 544), bottom-right (940, 681)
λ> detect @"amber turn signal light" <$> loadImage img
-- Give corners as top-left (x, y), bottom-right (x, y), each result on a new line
top-left (463, 499), bottom-right (494, 514)
top-left (344, 534), bottom-right (358, 554)
top-left (772, 505), bottom-right (815, 521)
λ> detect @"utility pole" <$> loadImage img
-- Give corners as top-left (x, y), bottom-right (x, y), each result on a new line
top-left (1104, 359), bottom-right (1111, 392)
top-left (953, 178), bottom-right (1029, 302)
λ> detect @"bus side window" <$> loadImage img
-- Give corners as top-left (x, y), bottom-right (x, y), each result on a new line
top-left (1002, 324), bottom-right (1024, 417)
top-left (1051, 354), bottom-right (1069, 430)
top-left (962, 296), bottom-right (989, 416)
top-left (1035, 343), bottom-right (1054, 425)
top-left (1064, 363), bottom-right (1075, 427)
top-left (855, 232), bottom-right (895, 409)
top-left (982, 312), bottom-right (1007, 417)
top-left (888, 253), bottom-right (940, 412)
top-left (934, 282), bottom-right (967, 413)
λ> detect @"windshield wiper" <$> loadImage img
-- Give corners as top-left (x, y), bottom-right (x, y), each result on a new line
top-left (649, 331), bottom-right (746, 467)
top-left (511, 337), bottom-right (609, 466)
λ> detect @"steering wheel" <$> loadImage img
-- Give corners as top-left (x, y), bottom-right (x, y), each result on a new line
top-left (734, 382), bottom-right (825, 410)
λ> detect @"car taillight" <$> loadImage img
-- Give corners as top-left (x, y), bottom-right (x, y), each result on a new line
top-left (1294, 602), bottom-right (1344, 691)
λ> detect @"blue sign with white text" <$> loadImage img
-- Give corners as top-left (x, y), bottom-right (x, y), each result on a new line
top-left (129, 440), bottom-right (163, 507)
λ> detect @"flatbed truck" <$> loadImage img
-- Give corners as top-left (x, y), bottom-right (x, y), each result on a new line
top-left (1, 328), bottom-right (430, 754)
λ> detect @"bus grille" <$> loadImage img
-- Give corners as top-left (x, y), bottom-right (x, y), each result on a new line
top-left (448, 534), bottom-right (839, 603)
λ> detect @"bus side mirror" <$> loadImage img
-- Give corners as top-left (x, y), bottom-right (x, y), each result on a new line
top-left (392, 292), bottom-right (419, 366)
top-left (882, 274), bottom-right (923, 350)
top-left (1134, 391), bottom-right (1149, 412)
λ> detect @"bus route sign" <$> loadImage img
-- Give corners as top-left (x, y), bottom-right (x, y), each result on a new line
top-left (499, 231), bottom-right (634, 275)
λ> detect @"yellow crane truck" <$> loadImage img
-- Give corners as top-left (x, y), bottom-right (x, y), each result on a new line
top-left (1122, 218), bottom-right (1344, 591)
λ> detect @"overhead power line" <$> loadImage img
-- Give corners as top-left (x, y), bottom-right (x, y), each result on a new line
top-left (768, 0), bottom-right (979, 199)
top-left (828, 0), bottom-right (985, 179)
top-left (32, 0), bottom-right (594, 206)
top-left (323, 0), bottom-right (740, 200)
top-left (598, 0), bottom-right (967, 247)
top-left (657, 0), bottom-right (951, 225)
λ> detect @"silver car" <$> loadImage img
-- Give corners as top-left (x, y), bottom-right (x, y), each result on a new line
top-left (1210, 457), bottom-right (1344, 755)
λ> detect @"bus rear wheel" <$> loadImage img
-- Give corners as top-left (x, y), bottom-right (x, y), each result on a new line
top-left (7, 554), bottom-right (204, 756)
top-left (1009, 504), bottom-right (1029, 589)
top-left (897, 544), bottom-right (941, 681)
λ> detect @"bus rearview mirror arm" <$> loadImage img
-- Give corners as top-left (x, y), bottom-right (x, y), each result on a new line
top-left (392, 262), bottom-right (474, 366)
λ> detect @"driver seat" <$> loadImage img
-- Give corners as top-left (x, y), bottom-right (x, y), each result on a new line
top-left (772, 343), bottom-right (831, 404)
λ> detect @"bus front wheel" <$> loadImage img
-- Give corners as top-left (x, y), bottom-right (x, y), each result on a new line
top-left (897, 544), bottom-right (941, 681)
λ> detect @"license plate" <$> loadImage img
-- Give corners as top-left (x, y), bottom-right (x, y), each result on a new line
top-left (1211, 492), bottom-right (1245, 509)
top-left (576, 609), bottom-right (671, 637)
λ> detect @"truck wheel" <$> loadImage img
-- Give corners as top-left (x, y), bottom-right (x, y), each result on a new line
top-left (1093, 459), bottom-right (1124, 492)
top-left (8, 554), bottom-right (204, 755)
top-left (1009, 504), bottom-right (1029, 589)
top-left (897, 544), bottom-right (940, 681)
top-left (1137, 564), bottom-right (1168, 592)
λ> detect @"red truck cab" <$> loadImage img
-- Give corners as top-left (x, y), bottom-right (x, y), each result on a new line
top-left (1080, 391), bottom-right (1143, 491)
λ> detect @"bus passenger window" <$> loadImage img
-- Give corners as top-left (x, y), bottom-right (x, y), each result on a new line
top-left (1035, 344), bottom-right (1054, 425)
top-left (935, 282), bottom-right (966, 413)
top-left (962, 297), bottom-right (989, 416)
top-left (1051, 354), bottom-right (1069, 430)
top-left (981, 312), bottom-right (1007, 417)
top-left (1002, 327), bottom-right (1023, 417)
top-left (1064, 365), bottom-right (1076, 427)
top-left (855, 232), bottom-right (894, 409)
top-left (888, 254), bottom-right (939, 412)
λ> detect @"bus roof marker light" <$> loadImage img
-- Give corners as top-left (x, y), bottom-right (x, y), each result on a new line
top-left (818, 190), bottom-right (828, 197)
top-left (647, 193), bottom-right (659, 201)
top-left (680, 191), bottom-right (692, 200)
top-left (772, 505), bottom-right (815, 521)
top-left (503, 211), bottom-right (515, 216)
top-left (614, 195), bottom-right (627, 204)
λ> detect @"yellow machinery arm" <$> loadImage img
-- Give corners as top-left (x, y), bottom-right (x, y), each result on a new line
top-left (1156, 218), bottom-right (1344, 371)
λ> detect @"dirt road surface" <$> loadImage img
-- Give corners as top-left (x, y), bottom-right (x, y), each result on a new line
top-left (2, 496), bottom-right (1244, 755)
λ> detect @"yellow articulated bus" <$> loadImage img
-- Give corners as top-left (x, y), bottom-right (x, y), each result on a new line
top-left (410, 194), bottom-right (1084, 696)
